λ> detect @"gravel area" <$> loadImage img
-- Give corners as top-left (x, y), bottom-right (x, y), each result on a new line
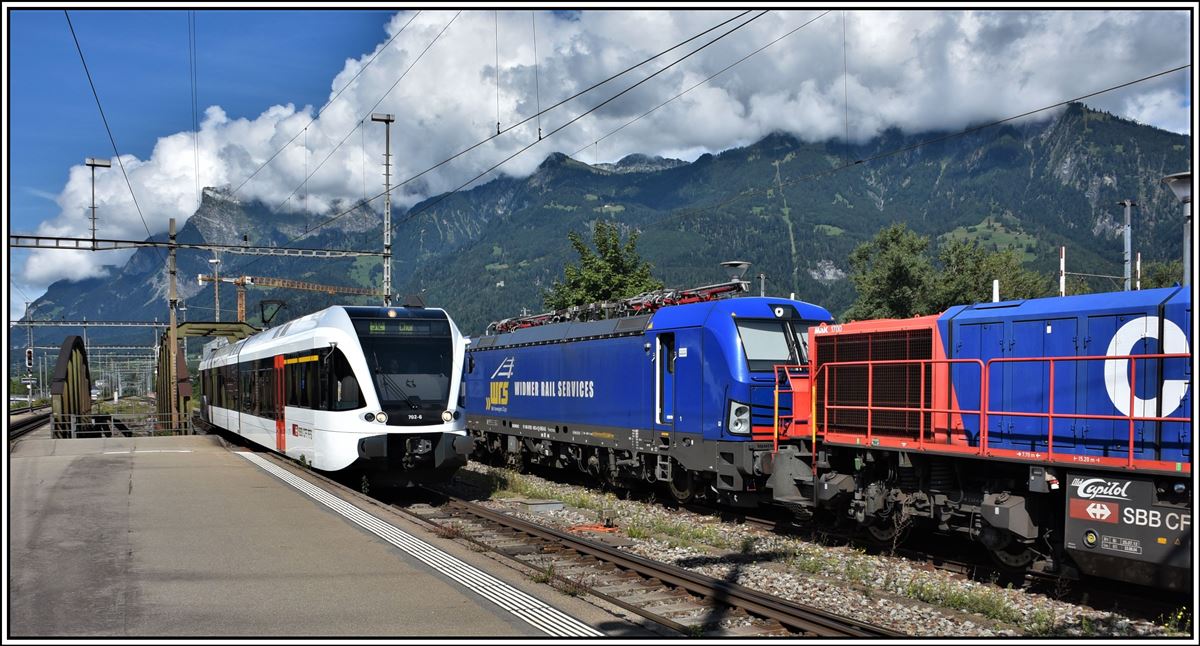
top-left (449, 462), bottom-right (1189, 638)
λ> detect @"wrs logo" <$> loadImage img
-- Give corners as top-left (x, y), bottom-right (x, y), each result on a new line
top-left (1071, 477), bottom-right (1132, 501)
top-left (486, 357), bottom-right (515, 410)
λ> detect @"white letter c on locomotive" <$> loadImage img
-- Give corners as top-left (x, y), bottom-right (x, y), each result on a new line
top-left (1104, 316), bottom-right (1189, 417)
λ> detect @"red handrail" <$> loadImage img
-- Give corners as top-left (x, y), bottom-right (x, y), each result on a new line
top-left (798, 353), bottom-right (1189, 471)
top-left (983, 353), bottom-right (1190, 468)
top-left (810, 358), bottom-right (986, 454)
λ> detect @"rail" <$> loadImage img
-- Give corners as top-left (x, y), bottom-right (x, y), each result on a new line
top-left (801, 353), bottom-right (1190, 473)
top-left (412, 492), bottom-right (899, 637)
top-left (9, 410), bottom-right (52, 440)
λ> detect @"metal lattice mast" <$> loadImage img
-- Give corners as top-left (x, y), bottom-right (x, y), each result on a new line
top-left (371, 113), bottom-right (395, 306)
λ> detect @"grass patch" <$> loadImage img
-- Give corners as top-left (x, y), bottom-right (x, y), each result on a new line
top-left (1160, 606), bottom-right (1192, 635)
top-left (544, 201), bottom-right (578, 212)
top-left (347, 256), bottom-right (377, 286)
top-left (940, 215), bottom-right (1038, 261)
top-left (901, 578), bottom-right (1022, 624)
top-left (471, 467), bottom-right (614, 513)
top-left (814, 224), bottom-right (845, 236)
top-left (623, 516), bottom-right (737, 549)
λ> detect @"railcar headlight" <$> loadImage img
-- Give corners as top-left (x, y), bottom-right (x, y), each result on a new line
top-left (376, 412), bottom-right (388, 424)
top-left (727, 401), bottom-right (751, 435)
top-left (364, 412), bottom-right (375, 423)
top-left (441, 410), bottom-right (454, 423)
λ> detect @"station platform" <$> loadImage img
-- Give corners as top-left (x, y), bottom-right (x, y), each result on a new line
top-left (8, 434), bottom-right (644, 637)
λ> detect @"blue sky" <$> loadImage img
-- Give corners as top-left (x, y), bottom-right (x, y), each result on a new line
top-left (9, 9), bottom-right (394, 233)
top-left (5, 9), bottom-right (1193, 319)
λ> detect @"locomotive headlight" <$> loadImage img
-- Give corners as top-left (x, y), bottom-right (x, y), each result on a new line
top-left (364, 412), bottom-right (376, 423)
top-left (441, 410), bottom-right (454, 423)
top-left (376, 412), bottom-right (388, 424)
top-left (727, 401), bottom-right (751, 435)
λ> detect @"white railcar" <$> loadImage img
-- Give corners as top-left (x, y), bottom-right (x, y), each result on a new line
top-left (198, 305), bottom-right (472, 483)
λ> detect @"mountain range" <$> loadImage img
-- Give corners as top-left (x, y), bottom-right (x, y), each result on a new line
top-left (14, 102), bottom-right (1192, 361)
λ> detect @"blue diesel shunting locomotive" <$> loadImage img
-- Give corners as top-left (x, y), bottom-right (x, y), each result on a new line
top-left (465, 286), bottom-right (832, 503)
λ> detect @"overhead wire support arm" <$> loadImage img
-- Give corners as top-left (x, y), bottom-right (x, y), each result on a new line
top-left (10, 234), bottom-right (386, 258)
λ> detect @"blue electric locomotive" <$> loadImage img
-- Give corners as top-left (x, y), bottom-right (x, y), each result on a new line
top-left (466, 282), bottom-right (832, 504)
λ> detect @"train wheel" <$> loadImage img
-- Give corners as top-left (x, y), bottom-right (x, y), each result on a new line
top-left (505, 451), bottom-right (527, 473)
top-left (668, 465), bottom-right (696, 504)
top-left (989, 542), bottom-right (1036, 570)
top-left (865, 516), bottom-right (910, 546)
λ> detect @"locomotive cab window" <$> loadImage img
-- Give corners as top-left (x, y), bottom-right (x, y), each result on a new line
top-left (735, 319), bottom-right (808, 371)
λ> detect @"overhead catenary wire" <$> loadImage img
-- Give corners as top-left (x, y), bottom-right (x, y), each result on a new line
top-left (269, 10), bottom-right (754, 248)
top-left (229, 11), bottom-right (422, 198)
top-left (63, 10), bottom-right (163, 263)
top-left (395, 10), bottom-right (770, 230)
top-left (571, 10), bottom-right (830, 159)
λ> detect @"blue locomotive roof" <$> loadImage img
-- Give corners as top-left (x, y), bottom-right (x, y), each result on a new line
top-left (941, 286), bottom-right (1188, 324)
top-left (648, 296), bottom-right (832, 330)
top-left (471, 297), bottom-right (833, 351)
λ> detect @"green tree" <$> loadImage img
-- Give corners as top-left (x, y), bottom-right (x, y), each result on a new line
top-left (543, 220), bottom-right (663, 310)
top-left (928, 239), bottom-right (1050, 312)
top-left (1141, 259), bottom-right (1184, 289)
top-left (842, 223), bottom-right (934, 321)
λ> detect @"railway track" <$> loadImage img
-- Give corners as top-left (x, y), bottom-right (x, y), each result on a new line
top-left (399, 490), bottom-right (901, 638)
top-left (8, 406), bottom-right (51, 440)
top-left (684, 500), bottom-right (1190, 624)
top-left (455, 463), bottom-right (1188, 625)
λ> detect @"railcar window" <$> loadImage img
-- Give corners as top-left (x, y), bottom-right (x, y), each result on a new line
top-left (329, 349), bottom-right (364, 410)
top-left (735, 320), bottom-right (807, 371)
top-left (240, 366), bottom-right (253, 413)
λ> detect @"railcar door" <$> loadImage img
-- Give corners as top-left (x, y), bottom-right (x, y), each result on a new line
top-left (653, 332), bottom-right (676, 431)
top-left (275, 354), bottom-right (285, 452)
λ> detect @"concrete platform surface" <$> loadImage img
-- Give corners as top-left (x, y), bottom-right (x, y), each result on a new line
top-left (8, 435), bottom-right (640, 637)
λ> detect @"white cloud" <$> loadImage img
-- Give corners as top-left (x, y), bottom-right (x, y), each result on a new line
top-left (17, 9), bottom-right (1192, 302)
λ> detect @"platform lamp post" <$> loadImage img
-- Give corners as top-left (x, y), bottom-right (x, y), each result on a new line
top-left (208, 258), bottom-right (222, 322)
top-left (85, 157), bottom-right (111, 250)
top-left (371, 113), bottom-right (395, 307)
top-left (1161, 172), bottom-right (1191, 288)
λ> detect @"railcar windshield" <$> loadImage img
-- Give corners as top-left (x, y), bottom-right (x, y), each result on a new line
top-left (735, 319), bottom-right (810, 371)
top-left (353, 319), bottom-right (453, 408)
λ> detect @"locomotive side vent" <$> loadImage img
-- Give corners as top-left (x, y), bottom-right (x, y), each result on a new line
top-left (815, 328), bottom-right (934, 436)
